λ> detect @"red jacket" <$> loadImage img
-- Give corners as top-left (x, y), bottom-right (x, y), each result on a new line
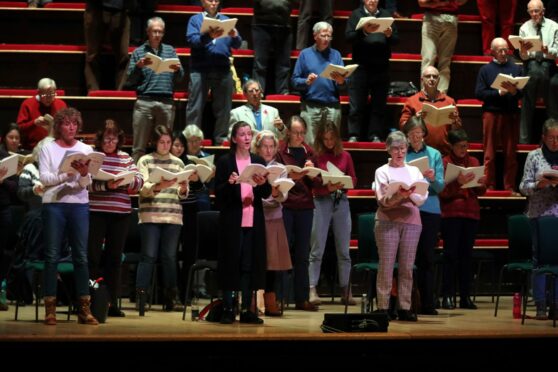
top-left (17, 96), bottom-right (67, 150)
top-left (439, 152), bottom-right (486, 220)
top-left (399, 91), bottom-right (460, 156)
top-left (275, 141), bottom-right (321, 210)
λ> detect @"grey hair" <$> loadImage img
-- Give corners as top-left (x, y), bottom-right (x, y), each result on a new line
top-left (37, 78), bottom-right (56, 91)
top-left (147, 17), bottom-right (165, 30)
top-left (242, 79), bottom-right (262, 95)
top-left (385, 131), bottom-right (408, 150)
top-left (251, 130), bottom-right (278, 154)
top-left (542, 118), bottom-right (558, 135)
top-left (182, 124), bottom-right (204, 140)
top-left (313, 21), bottom-right (332, 35)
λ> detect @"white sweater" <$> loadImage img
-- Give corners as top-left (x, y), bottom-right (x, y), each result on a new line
top-left (39, 140), bottom-right (92, 204)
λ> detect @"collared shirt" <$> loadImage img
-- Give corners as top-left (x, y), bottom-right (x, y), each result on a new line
top-left (519, 17), bottom-right (558, 60)
top-left (253, 108), bottom-right (262, 131)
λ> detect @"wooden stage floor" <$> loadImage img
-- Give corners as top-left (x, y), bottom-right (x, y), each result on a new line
top-left (1, 296), bottom-right (557, 369)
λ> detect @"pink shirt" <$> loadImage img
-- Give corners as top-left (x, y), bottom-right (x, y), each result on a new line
top-left (236, 154), bottom-right (254, 227)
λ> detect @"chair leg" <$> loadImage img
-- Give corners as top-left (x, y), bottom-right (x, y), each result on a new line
top-left (344, 268), bottom-right (353, 315)
top-left (521, 280), bottom-right (527, 325)
top-left (494, 267), bottom-right (505, 317)
top-left (181, 264), bottom-right (196, 321)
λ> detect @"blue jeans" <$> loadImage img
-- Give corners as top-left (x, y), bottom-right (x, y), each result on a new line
top-left (42, 203), bottom-right (90, 297)
top-left (530, 218), bottom-right (558, 305)
top-left (309, 194), bottom-right (352, 288)
top-left (283, 208), bottom-right (313, 304)
top-left (136, 223), bottom-right (181, 289)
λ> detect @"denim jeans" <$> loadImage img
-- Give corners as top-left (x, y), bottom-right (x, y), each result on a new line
top-left (42, 203), bottom-right (90, 297)
top-left (136, 223), bottom-right (181, 289)
top-left (309, 194), bottom-right (352, 288)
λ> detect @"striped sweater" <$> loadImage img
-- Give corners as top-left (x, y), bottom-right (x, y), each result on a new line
top-left (138, 152), bottom-right (187, 225)
top-left (89, 151), bottom-right (143, 214)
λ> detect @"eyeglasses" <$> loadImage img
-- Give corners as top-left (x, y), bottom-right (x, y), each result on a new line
top-left (290, 131), bottom-right (306, 137)
top-left (39, 92), bottom-right (56, 98)
top-left (103, 138), bottom-right (119, 144)
top-left (247, 88), bottom-right (261, 93)
top-left (187, 137), bottom-right (202, 144)
top-left (423, 74), bottom-right (439, 79)
top-left (317, 34), bottom-right (333, 40)
top-left (389, 147), bottom-right (407, 153)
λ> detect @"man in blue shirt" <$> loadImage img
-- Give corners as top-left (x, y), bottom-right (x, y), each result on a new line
top-left (291, 21), bottom-right (347, 145)
top-left (186, 0), bottom-right (242, 145)
top-left (126, 17), bottom-right (184, 162)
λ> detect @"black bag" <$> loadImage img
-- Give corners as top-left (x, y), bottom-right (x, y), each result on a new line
top-left (200, 299), bottom-right (223, 322)
top-left (388, 81), bottom-right (418, 97)
top-left (90, 284), bottom-right (110, 323)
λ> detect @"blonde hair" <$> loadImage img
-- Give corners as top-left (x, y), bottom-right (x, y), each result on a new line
top-left (251, 130), bottom-right (278, 154)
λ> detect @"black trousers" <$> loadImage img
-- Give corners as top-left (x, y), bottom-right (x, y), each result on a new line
top-left (415, 211), bottom-right (441, 310)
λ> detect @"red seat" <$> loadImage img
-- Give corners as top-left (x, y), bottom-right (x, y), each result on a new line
top-left (437, 239), bottom-right (509, 248)
top-left (87, 90), bottom-right (136, 98)
top-left (457, 99), bottom-right (483, 106)
top-left (0, 44), bottom-right (86, 52)
top-left (0, 88), bottom-right (65, 96)
top-left (175, 48), bottom-right (191, 55)
top-left (232, 49), bottom-right (254, 57)
top-left (347, 189), bottom-right (375, 197)
top-left (387, 96), bottom-right (408, 104)
top-left (485, 190), bottom-right (513, 198)
top-left (517, 144), bottom-right (539, 152)
top-left (173, 92), bottom-right (188, 100)
top-left (452, 54), bottom-right (492, 63)
top-left (264, 94), bottom-right (300, 102)
top-left (155, 5), bottom-right (200, 12)
top-left (221, 7), bottom-right (253, 15)
top-left (410, 13), bottom-right (481, 22)
top-left (44, 2), bottom-right (85, 9)
top-left (391, 53), bottom-right (422, 61)
top-left (0, 2), bottom-right (28, 8)
top-left (343, 142), bottom-right (385, 150)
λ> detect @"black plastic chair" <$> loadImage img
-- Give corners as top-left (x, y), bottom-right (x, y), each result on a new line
top-left (344, 213), bottom-right (379, 314)
top-left (182, 211), bottom-right (220, 320)
top-left (494, 214), bottom-right (533, 317)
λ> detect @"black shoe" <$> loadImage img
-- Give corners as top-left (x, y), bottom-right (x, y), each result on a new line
top-left (239, 310), bottom-right (264, 324)
top-left (220, 308), bottom-right (235, 324)
top-left (397, 309), bottom-right (418, 322)
top-left (107, 306), bottom-right (126, 317)
top-left (441, 296), bottom-right (456, 310)
top-left (418, 307), bottom-right (438, 315)
top-left (373, 308), bottom-right (392, 321)
top-left (459, 297), bottom-right (478, 310)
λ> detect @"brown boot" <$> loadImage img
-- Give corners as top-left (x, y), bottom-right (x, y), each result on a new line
top-left (44, 296), bottom-right (57, 325)
top-left (341, 287), bottom-right (356, 306)
top-left (264, 292), bottom-right (282, 317)
top-left (77, 296), bottom-right (99, 325)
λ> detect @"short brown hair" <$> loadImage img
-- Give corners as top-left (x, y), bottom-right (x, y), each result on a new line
top-left (95, 119), bottom-right (124, 151)
top-left (52, 107), bottom-right (82, 139)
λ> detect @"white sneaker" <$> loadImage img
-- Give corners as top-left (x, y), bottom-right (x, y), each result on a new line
top-left (309, 287), bottom-right (322, 305)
